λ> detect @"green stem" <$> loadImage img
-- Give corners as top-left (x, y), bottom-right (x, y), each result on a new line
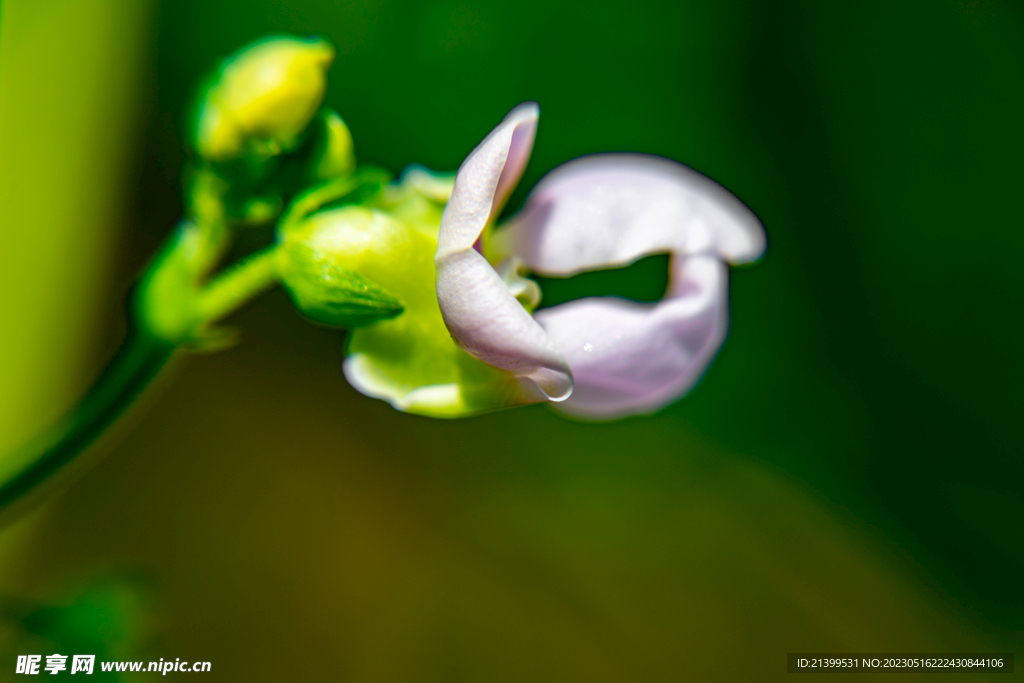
top-left (0, 247), bottom-right (281, 516)
top-left (195, 246), bottom-right (281, 323)
top-left (0, 327), bottom-right (175, 516)
top-left (0, 165), bottom-right (356, 516)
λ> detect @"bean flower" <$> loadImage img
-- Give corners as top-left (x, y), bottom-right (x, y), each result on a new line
top-left (0, 37), bottom-right (768, 517)
top-left (335, 103), bottom-right (766, 419)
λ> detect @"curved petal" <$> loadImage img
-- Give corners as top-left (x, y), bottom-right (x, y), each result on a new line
top-left (535, 254), bottom-right (726, 419)
top-left (494, 154), bottom-right (766, 274)
top-left (436, 102), bottom-right (540, 253)
top-left (435, 104), bottom-right (573, 401)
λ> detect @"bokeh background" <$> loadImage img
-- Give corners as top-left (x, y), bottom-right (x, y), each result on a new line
top-left (0, 0), bottom-right (1021, 680)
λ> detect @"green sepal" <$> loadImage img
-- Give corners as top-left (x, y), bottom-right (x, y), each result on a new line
top-left (276, 167), bottom-right (392, 236)
top-left (309, 109), bottom-right (356, 181)
top-left (282, 248), bottom-right (404, 328)
top-left (317, 166), bottom-right (391, 212)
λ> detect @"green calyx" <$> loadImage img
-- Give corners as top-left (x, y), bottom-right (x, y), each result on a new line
top-left (278, 201), bottom-right (408, 328)
top-left (274, 167), bottom-right (438, 332)
top-left (282, 247), bottom-right (404, 328)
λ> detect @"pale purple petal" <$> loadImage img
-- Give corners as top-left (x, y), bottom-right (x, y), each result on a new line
top-left (436, 102), bottom-right (539, 254)
top-left (534, 254), bottom-right (726, 419)
top-left (495, 154), bottom-right (766, 275)
top-left (436, 104), bottom-right (573, 401)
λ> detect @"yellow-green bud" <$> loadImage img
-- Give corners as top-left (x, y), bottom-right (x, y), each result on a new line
top-left (279, 206), bottom-right (407, 327)
top-left (194, 36), bottom-right (335, 162)
top-left (311, 110), bottom-right (356, 180)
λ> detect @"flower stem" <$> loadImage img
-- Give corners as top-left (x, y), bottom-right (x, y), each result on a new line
top-left (0, 327), bottom-right (175, 517)
top-left (194, 246), bottom-right (281, 324)
top-left (0, 246), bottom-right (283, 517)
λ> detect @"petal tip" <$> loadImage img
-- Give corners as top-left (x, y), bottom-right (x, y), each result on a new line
top-left (506, 101), bottom-right (539, 123)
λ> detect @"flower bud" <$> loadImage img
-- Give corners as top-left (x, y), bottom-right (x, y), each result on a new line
top-left (310, 110), bottom-right (356, 180)
top-left (279, 206), bottom-right (412, 327)
top-left (193, 36), bottom-right (335, 163)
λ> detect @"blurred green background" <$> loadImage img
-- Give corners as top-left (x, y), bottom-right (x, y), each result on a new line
top-left (0, 0), bottom-right (1021, 680)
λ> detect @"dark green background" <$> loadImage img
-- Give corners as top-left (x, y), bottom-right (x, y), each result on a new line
top-left (8, 0), bottom-right (1021, 679)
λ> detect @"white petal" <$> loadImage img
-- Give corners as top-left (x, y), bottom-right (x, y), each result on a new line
top-left (435, 104), bottom-right (573, 401)
top-left (534, 254), bottom-right (727, 419)
top-left (495, 154), bottom-right (766, 275)
top-left (436, 102), bottom-right (539, 256)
